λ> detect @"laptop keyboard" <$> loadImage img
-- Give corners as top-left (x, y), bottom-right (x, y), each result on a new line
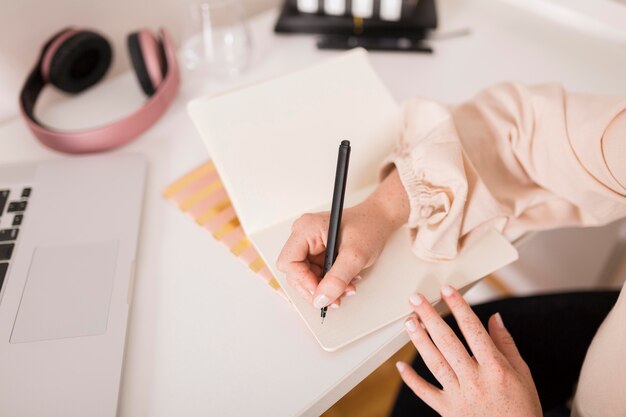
top-left (0, 187), bottom-right (31, 293)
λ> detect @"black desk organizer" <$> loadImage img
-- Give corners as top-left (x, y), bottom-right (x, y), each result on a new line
top-left (274, 0), bottom-right (437, 48)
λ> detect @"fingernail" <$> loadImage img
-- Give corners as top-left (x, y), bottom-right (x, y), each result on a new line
top-left (494, 312), bottom-right (505, 328)
top-left (409, 293), bottom-right (422, 306)
top-left (441, 285), bottom-right (454, 297)
top-left (346, 290), bottom-right (356, 297)
top-left (404, 319), bottom-right (417, 332)
top-left (354, 275), bottom-right (363, 281)
top-left (395, 361), bottom-right (406, 372)
top-left (331, 303), bottom-right (339, 309)
top-left (313, 294), bottom-right (330, 308)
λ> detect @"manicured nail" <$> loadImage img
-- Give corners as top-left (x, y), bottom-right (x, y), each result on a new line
top-left (409, 293), bottom-right (422, 306)
top-left (313, 294), bottom-right (330, 308)
top-left (441, 285), bottom-right (454, 297)
top-left (331, 303), bottom-right (339, 309)
top-left (405, 319), bottom-right (417, 332)
top-left (346, 290), bottom-right (356, 297)
top-left (494, 312), bottom-right (505, 328)
top-left (395, 361), bottom-right (406, 372)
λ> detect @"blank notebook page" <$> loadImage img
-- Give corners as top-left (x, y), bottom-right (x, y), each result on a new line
top-left (188, 49), bottom-right (399, 236)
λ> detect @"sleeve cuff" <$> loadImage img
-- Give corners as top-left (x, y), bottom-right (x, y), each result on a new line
top-left (380, 99), bottom-right (469, 261)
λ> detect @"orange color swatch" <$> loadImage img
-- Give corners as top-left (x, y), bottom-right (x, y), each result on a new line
top-left (163, 160), bottom-right (287, 300)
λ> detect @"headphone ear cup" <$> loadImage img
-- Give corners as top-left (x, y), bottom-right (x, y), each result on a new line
top-left (48, 31), bottom-right (112, 93)
top-left (127, 30), bottom-right (165, 96)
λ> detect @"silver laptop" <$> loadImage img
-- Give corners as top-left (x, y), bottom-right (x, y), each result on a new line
top-left (0, 154), bottom-right (146, 417)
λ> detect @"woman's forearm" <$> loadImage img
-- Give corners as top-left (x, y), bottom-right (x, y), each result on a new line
top-left (366, 168), bottom-right (410, 232)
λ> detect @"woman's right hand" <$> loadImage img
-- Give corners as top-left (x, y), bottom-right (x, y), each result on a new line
top-left (276, 170), bottom-right (409, 309)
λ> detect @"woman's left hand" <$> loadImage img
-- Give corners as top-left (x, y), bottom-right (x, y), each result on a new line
top-left (396, 285), bottom-right (542, 417)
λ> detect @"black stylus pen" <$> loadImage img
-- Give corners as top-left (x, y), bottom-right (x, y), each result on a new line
top-left (321, 140), bottom-right (351, 323)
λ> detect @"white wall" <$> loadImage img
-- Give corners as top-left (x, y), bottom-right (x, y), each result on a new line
top-left (0, 0), bottom-right (279, 124)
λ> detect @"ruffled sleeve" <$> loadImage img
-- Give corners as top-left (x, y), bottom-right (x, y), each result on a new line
top-left (382, 83), bottom-right (626, 262)
top-left (381, 99), bottom-right (469, 261)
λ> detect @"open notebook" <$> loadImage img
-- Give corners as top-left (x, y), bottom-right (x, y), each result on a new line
top-left (188, 49), bottom-right (518, 351)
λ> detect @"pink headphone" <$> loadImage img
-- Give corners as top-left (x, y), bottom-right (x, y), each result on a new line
top-left (19, 27), bottom-right (180, 154)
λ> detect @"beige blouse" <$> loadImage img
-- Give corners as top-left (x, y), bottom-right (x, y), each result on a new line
top-left (385, 83), bottom-right (626, 417)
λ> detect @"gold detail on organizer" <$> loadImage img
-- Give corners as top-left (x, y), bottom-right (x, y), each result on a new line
top-left (180, 179), bottom-right (222, 211)
top-left (268, 278), bottom-right (281, 290)
top-left (162, 162), bottom-right (215, 198)
top-left (353, 16), bottom-right (364, 35)
top-left (213, 218), bottom-right (240, 240)
top-left (195, 199), bottom-right (231, 225)
top-left (249, 257), bottom-right (265, 273)
top-left (230, 237), bottom-right (251, 256)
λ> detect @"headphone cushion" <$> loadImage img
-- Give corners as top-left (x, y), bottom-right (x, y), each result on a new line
top-left (127, 31), bottom-right (165, 96)
top-left (48, 31), bottom-right (112, 94)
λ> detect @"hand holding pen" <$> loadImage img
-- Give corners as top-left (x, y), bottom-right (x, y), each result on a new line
top-left (276, 143), bottom-right (410, 317)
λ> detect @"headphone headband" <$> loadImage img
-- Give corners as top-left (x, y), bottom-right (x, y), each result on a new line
top-left (19, 28), bottom-right (180, 154)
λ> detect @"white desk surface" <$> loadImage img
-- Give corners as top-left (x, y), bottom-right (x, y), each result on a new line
top-left (0, 1), bottom-right (624, 416)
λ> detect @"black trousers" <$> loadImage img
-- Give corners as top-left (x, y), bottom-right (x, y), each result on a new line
top-left (391, 291), bottom-right (620, 417)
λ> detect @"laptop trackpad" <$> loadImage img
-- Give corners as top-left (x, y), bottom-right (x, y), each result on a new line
top-left (10, 241), bottom-right (119, 344)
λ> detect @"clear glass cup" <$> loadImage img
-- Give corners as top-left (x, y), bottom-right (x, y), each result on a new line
top-left (180, 0), bottom-right (252, 78)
